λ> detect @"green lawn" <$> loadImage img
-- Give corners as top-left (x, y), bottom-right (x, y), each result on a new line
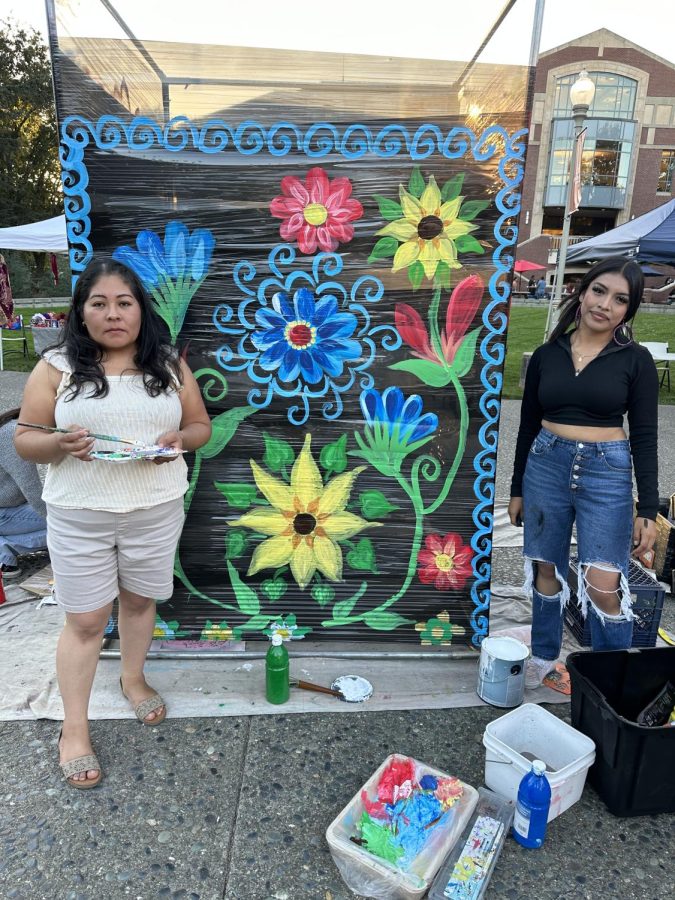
top-left (503, 307), bottom-right (674, 405)
top-left (5, 304), bottom-right (674, 405)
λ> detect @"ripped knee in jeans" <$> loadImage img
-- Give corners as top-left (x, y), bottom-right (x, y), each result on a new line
top-left (577, 561), bottom-right (633, 623)
top-left (524, 557), bottom-right (570, 613)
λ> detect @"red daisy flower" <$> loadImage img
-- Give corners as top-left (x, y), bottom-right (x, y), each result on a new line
top-left (270, 167), bottom-right (364, 254)
top-left (417, 532), bottom-right (473, 590)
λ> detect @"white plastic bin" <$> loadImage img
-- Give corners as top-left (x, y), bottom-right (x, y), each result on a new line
top-left (326, 754), bottom-right (478, 900)
top-left (483, 703), bottom-right (595, 822)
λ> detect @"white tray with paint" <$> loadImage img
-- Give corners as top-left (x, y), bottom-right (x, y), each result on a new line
top-left (326, 754), bottom-right (478, 900)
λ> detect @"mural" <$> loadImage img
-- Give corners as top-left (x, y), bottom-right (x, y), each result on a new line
top-left (50, 20), bottom-right (527, 648)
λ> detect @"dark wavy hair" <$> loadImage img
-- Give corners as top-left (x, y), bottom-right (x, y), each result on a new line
top-left (54, 257), bottom-right (182, 400)
top-left (549, 256), bottom-right (644, 343)
top-left (0, 407), bottom-right (20, 429)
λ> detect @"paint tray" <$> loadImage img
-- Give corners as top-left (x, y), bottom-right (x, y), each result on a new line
top-left (428, 787), bottom-right (513, 900)
top-left (326, 754), bottom-right (478, 900)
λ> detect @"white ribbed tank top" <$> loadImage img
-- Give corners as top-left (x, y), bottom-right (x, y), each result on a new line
top-left (42, 349), bottom-right (188, 512)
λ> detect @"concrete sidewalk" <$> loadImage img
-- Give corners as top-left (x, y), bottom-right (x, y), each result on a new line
top-left (1, 372), bottom-right (672, 900)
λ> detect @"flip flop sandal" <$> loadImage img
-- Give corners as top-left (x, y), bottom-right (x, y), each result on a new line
top-left (120, 677), bottom-right (166, 726)
top-left (58, 728), bottom-right (102, 790)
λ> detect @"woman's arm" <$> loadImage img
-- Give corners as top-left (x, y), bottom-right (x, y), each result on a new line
top-left (627, 349), bottom-right (660, 556)
top-left (154, 359), bottom-right (212, 460)
top-left (510, 347), bottom-right (544, 500)
top-left (14, 361), bottom-right (94, 464)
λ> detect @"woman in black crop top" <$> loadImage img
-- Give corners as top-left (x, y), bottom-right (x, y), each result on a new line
top-left (508, 257), bottom-right (659, 688)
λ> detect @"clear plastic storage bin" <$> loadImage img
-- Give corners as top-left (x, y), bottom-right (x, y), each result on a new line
top-left (326, 754), bottom-right (479, 900)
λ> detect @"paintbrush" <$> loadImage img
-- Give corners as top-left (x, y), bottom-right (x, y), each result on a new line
top-left (18, 422), bottom-right (146, 446)
top-left (289, 679), bottom-right (344, 699)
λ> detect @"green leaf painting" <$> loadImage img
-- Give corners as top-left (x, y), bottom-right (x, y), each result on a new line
top-left (368, 236), bottom-right (399, 263)
top-left (441, 172), bottom-right (465, 202)
top-left (262, 433), bottom-right (295, 473)
top-left (374, 195), bottom-right (404, 221)
top-left (319, 434), bottom-right (348, 477)
top-left (214, 483), bottom-right (259, 509)
top-left (227, 561), bottom-right (260, 616)
top-left (451, 327), bottom-right (482, 379)
top-left (346, 537), bottom-right (378, 573)
top-left (359, 490), bottom-right (399, 519)
top-left (200, 406), bottom-right (256, 460)
top-left (389, 358), bottom-right (451, 388)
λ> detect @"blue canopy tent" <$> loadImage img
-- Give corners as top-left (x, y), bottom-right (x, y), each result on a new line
top-left (567, 198), bottom-right (675, 264)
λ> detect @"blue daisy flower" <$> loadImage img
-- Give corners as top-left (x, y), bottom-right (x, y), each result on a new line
top-left (251, 287), bottom-right (361, 385)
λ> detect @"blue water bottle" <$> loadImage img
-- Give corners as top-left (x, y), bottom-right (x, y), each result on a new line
top-left (512, 760), bottom-right (551, 849)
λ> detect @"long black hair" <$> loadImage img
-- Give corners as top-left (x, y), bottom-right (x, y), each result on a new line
top-left (0, 408), bottom-right (20, 429)
top-left (549, 257), bottom-right (644, 343)
top-left (56, 257), bottom-right (182, 399)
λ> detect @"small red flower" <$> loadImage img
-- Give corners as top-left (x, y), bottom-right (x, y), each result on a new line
top-left (417, 533), bottom-right (473, 590)
top-left (270, 167), bottom-right (363, 254)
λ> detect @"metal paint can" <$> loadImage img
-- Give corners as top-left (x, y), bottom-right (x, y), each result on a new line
top-left (477, 636), bottom-right (529, 708)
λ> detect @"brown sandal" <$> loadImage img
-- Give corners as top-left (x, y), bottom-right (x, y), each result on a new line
top-left (120, 676), bottom-right (166, 726)
top-left (58, 728), bottom-right (102, 789)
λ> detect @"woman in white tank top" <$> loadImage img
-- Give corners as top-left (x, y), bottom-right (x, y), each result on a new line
top-left (15, 258), bottom-right (211, 789)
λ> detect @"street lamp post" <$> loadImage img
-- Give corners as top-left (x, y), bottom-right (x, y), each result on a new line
top-left (544, 71), bottom-right (596, 339)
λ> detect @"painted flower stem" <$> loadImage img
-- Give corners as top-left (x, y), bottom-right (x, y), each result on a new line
top-left (419, 370), bottom-right (468, 516)
top-left (428, 286), bottom-right (445, 364)
top-left (183, 450), bottom-right (203, 514)
top-left (321, 472), bottom-right (424, 627)
top-left (173, 553), bottom-right (238, 613)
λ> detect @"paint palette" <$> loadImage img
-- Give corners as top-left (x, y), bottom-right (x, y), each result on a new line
top-left (90, 446), bottom-right (183, 462)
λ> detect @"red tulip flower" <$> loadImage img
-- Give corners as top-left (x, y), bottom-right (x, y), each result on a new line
top-left (394, 273), bottom-right (484, 367)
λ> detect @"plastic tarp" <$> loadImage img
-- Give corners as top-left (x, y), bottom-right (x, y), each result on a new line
top-left (0, 216), bottom-right (68, 253)
top-left (46, 0), bottom-right (537, 649)
top-left (567, 198), bottom-right (675, 264)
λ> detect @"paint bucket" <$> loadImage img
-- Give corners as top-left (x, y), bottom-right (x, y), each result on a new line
top-left (477, 636), bottom-right (529, 708)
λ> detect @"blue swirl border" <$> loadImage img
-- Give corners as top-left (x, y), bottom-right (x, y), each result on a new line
top-left (59, 114), bottom-right (526, 645)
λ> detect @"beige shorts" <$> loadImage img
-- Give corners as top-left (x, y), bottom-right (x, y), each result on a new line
top-left (46, 498), bottom-right (185, 613)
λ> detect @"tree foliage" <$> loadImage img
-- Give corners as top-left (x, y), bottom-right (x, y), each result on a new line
top-left (0, 20), bottom-right (61, 227)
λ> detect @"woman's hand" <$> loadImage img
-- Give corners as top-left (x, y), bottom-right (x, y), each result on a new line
top-left (153, 430), bottom-right (183, 464)
top-left (508, 496), bottom-right (524, 527)
top-left (57, 426), bottom-right (95, 462)
top-left (631, 516), bottom-right (657, 559)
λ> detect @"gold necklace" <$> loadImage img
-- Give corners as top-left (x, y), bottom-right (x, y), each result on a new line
top-left (571, 336), bottom-right (603, 375)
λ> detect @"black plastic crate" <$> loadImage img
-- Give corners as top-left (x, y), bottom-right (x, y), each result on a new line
top-left (564, 557), bottom-right (665, 648)
top-left (567, 647), bottom-right (675, 816)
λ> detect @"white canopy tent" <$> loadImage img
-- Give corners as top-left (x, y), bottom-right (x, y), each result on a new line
top-left (0, 215), bottom-right (68, 253)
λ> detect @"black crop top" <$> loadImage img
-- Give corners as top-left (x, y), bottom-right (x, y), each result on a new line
top-left (510, 333), bottom-right (659, 519)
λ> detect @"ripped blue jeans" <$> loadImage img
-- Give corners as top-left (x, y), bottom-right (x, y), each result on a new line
top-left (522, 428), bottom-right (634, 659)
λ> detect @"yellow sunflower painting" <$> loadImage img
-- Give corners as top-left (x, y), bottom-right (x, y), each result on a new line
top-left (228, 435), bottom-right (380, 589)
top-left (375, 173), bottom-right (481, 283)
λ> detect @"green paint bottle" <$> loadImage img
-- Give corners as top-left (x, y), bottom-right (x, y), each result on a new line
top-left (265, 633), bottom-right (289, 704)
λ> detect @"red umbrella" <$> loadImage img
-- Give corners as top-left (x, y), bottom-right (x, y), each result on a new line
top-left (514, 260), bottom-right (547, 273)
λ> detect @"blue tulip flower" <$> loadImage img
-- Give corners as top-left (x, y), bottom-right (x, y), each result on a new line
top-left (113, 221), bottom-right (215, 343)
top-left (353, 385), bottom-right (438, 476)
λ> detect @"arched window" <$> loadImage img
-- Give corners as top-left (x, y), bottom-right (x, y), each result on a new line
top-left (553, 72), bottom-right (637, 119)
top-left (545, 72), bottom-right (637, 211)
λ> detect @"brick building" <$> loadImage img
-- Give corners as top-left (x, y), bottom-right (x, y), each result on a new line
top-left (517, 28), bottom-right (675, 286)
